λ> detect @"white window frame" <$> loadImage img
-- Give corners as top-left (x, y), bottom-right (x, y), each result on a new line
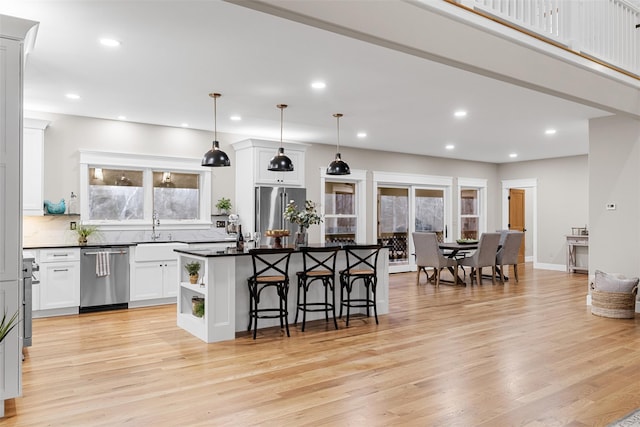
top-left (457, 177), bottom-right (487, 240)
top-left (319, 168), bottom-right (367, 244)
top-left (79, 151), bottom-right (212, 229)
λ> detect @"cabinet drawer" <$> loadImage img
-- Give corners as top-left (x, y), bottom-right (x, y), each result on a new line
top-left (39, 248), bottom-right (80, 262)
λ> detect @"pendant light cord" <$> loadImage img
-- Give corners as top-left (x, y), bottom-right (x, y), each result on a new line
top-left (280, 106), bottom-right (284, 146)
top-left (336, 115), bottom-right (340, 152)
top-left (213, 95), bottom-right (217, 141)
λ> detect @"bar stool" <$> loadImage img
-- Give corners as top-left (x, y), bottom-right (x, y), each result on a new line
top-left (339, 244), bottom-right (383, 327)
top-left (295, 246), bottom-right (340, 331)
top-left (247, 248), bottom-right (294, 339)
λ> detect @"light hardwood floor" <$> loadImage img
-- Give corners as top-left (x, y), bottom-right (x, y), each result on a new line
top-left (4, 264), bottom-right (640, 426)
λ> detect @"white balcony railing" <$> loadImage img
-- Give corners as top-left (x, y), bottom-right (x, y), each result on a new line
top-left (460, 0), bottom-right (640, 77)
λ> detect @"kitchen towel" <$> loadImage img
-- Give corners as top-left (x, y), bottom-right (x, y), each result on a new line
top-left (96, 251), bottom-right (110, 277)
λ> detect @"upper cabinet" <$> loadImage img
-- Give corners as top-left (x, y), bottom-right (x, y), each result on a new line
top-left (23, 118), bottom-right (49, 216)
top-left (232, 139), bottom-right (307, 188)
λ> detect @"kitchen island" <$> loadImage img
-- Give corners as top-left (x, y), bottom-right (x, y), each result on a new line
top-left (174, 245), bottom-right (389, 342)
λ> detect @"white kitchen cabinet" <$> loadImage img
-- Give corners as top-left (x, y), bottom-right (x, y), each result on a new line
top-left (129, 243), bottom-right (187, 305)
top-left (255, 146), bottom-right (305, 186)
top-left (131, 260), bottom-right (177, 301)
top-left (38, 248), bottom-right (80, 310)
top-left (232, 139), bottom-right (308, 234)
top-left (1, 15), bottom-right (39, 414)
top-left (22, 119), bottom-right (49, 216)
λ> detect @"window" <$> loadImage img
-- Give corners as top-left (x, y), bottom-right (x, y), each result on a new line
top-left (458, 178), bottom-right (487, 240)
top-left (320, 169), bottom-right (366, 244)
top-left (80, 151), bottom-right (212, 228)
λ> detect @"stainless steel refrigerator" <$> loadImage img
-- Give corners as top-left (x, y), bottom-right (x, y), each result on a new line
top-left (255, 186), bottom-right (307, 238)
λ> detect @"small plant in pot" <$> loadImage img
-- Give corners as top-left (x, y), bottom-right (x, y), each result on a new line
top-left (75, 224), bottom-right (98, 245)
top-left (184, 261), bottom-right (201, 284)
top-left (215, 197), bottom-right (232, 215)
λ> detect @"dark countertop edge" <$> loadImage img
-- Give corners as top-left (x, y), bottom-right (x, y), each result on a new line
top-left (175, 244), bottom-right (386, 258)
top-left (23, 239), bottom-right (236, 250)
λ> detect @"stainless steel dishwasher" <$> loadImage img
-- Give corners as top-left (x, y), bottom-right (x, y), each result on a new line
top-left (80, 246), bottom-right (130, 312)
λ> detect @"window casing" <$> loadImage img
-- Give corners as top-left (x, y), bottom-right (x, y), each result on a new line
top-left (320, 169), bottom-right (366, 244)
top-left (80, 151), bottom-right (211, 228)
top-left (457, 178), bottom-right (487, 240)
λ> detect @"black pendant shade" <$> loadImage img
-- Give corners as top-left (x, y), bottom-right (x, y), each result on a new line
top-left (268, 104), bottom-right (294, 172)
top-left (268, 147), bottom-right (294, 172)
top-left (202, 140), bottom-right (231, 167)
top-left (327, 113), bottom-right (351, 175)
top-left (202, 92), bottom-right (231, 168)
top-left (327, 152), bottom-right (351, 175)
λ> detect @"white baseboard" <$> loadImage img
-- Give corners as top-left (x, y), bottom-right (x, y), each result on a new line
top-left (533, 262), bottom-right (566, 271)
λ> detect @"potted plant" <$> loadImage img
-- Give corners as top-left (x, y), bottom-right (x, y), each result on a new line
top-left (185, 261), bottom-right (201, 284)
top-left (191, 297), bottom-right (205, 318)
top-left (0, 309), bottom-right (19, 343)
top-left (75, 224), bottom-right (98, 245)
top-left (284, 200), bottom-right (322, 248)
top-left (215, 197), bottom-right (232, 215)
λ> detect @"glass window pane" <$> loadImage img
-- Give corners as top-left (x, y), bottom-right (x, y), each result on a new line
top-left (153, 171), bottom-right (199, 220)
top-left (415, 189), bottom-right (444, 233)
top-left (324, 182), bottom-right (355, 215)
top-left (461, 217), bottom-right (478, 240)
top-left (324, 217), bottom-right (357, 244)
top-left (88, 168), bottom-right (144, 220)
top-left (461, 189), bottom-right (478, 215)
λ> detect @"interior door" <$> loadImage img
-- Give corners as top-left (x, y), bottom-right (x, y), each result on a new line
top-left (508, 188), bottom-right (526, 263)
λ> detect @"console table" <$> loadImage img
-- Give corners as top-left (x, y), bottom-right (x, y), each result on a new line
top-left (566, 235), bottom-right (588, 273)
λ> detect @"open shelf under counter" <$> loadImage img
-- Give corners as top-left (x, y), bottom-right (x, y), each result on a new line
top-left (175, 251), bottom-right (237, 343)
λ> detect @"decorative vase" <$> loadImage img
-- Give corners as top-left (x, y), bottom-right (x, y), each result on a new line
top-left (294, 226), bottom-right (308, 249)
top-left (78, 237), bottom-right (87, 245)
top-left (189, 273), bottom-right (199, 284)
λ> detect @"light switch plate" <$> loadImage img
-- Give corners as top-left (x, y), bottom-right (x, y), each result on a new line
top-left (606, 203), bottom-right (616, 210)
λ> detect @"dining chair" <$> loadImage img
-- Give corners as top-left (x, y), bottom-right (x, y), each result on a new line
top-left (458, 232), bottom-right (501, 285)
top-left (247, 248), bottom-right (294, 339)
top-left (412, 232), bottom-right (457, 287)
top-left (496, 231), bottom-right (524, 283)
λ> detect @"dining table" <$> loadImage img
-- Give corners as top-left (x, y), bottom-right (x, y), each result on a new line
top-left (437, 241), bottom-right (478, 285)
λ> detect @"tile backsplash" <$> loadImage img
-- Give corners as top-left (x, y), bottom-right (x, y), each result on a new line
top-left (23, 215), bottom-right (230, 247)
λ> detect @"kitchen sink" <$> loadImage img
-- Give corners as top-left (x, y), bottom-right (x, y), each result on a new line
top-left (134, 242), bottom-right (188, 262)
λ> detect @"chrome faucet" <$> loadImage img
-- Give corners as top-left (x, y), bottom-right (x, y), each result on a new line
top-left (151, 211), bottom-right (161, 241)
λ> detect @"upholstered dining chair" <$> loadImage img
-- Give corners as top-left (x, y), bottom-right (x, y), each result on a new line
top-left (496, 231), bottom-right (524, 283)
top-left (412, 232), bottom-right (457, 287)
top-left (458, 232), bottom-right (501, 285)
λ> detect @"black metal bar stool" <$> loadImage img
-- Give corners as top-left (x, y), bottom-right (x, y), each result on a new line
top-left (295, 246), bottom-right (340, 331)
top-left (339, 245), bottom-right (383, 327)
top-left (247, 248), bottom-right (294, 339)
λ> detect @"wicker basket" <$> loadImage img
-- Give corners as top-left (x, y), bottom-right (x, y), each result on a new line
top-left (591, 287), bottom-right (637, 319)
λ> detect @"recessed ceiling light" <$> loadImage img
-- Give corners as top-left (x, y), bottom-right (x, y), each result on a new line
top-left (545, 129), bottom-right (557, 135)
top-left (311, 81), bottom-right (326, 89)
top-left (230, 115), bottom-right (241, 121)
top-left (509, 153), bottom-right (518, 158)
top-left (99, 38), bottom-right (121, 47)
top-left (454, 110), bottom-right (467, 118)
top-left (445, 144), bottom-right (455, 150)
top-left (117, 115), bottom-right (127, 120)
top-left (181, 123), bottom-right (189, 127)
top-left (357, 132), bottom-right (367, 138)
top-left (65, 93), bottom-right (80, 100)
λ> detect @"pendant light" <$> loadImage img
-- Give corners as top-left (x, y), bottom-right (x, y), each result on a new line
top-left (268, 104), bottom-right (294, 172)
top-left (202, 92), bottom-right (231, 167)
top-left (326, 113), bottom-right (351, 175)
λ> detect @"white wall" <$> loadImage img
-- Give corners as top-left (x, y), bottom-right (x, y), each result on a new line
top-left (26, 110), bottom-right (593, 270)
top-left (498, 155), bottom-right (589, 267)
top-left (589, 115), bottom-right (640, 277)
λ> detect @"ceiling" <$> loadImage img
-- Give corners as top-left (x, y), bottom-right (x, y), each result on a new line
top-left (2, 0), bottom-right (609, 163)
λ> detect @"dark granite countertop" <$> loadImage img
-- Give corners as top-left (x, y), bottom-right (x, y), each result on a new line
top-left (174, 243), bottom-right (383, 258)
top-left (24, 238), bottom-right (236, 250)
